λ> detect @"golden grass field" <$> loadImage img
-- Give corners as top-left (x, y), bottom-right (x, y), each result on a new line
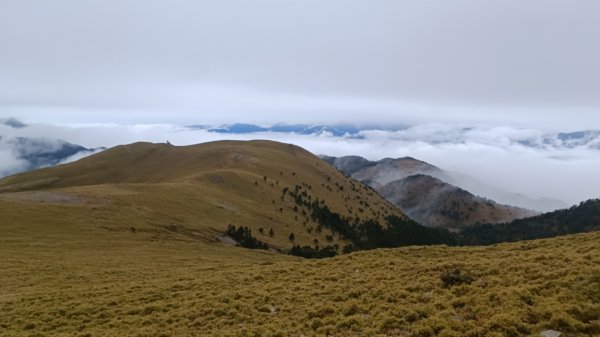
top-left (1, 227), bottom-right (599, 337)
top-left (0, 141), bottom-right (599, 336)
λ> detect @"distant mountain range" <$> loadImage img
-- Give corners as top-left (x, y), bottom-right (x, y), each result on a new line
top-left (189, 123), bottom-right (364, 137)
top-left (323, 155), bottom-right (539, 230)
top-left (323, 154), bottom-right (566, 213)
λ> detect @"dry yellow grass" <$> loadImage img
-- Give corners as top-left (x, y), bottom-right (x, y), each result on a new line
top-left (1, 226), bottom-right (598, 337)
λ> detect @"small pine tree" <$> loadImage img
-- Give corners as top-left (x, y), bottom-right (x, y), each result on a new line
top-left (288, 233), bottom-right (295, 242)
top-left (269, 228), bottom-right (274, 237)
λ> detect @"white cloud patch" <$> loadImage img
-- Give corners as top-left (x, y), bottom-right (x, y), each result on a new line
top-left (0, 147), bottom-right (28, 176)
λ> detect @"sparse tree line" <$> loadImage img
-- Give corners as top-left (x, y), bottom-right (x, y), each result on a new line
top-left (229, 171), bottom-right (600, 258)
top-left (284, 184), bottom-right (455, 256)
top-left (223, 182), bottom-right (456, 258)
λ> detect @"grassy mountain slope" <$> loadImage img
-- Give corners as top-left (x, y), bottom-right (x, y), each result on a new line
top-left (0, 140), bottom-right (416, 253)
top-left (380, 174), bottom-right (537, 230)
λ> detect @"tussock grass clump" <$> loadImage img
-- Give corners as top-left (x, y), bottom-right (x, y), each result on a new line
top-left (440, 268), bottom-right (476, 287)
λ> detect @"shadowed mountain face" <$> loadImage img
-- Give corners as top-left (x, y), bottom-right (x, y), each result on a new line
top-left (379, 174), bottom-right (537, 230)
top-left (9, 137), bottom-right (94, 170)
top-left (324, 156), bottom-right (537, 230)
top-left (325, 156), bottom-right (448, 188)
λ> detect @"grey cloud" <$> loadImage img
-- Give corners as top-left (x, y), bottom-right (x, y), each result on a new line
top-left (0, 148), bottom-right (28, 176)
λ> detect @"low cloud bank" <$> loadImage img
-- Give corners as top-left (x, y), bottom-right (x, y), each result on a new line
top-left (1, 120), bottom-right (598, 207)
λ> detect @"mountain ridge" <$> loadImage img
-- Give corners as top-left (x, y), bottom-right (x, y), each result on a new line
top-left (1, 140), bottom-right (455, 256)
top-left (379, 174), bottom-right (537, 230)
top-left (324, 155), bottom-right (537, 229)
top-left (186, 122), bottom-right (600, 152)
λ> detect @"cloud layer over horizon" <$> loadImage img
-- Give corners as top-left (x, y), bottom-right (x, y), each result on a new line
top-left (1, 120), bottom-right (598, 208)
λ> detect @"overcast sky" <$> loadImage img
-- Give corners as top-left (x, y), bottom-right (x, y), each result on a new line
top-left (1, 0), bottom-right (600, 128)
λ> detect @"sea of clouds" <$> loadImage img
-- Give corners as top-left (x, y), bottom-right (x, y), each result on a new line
top-left (1, 120), bottom-right (599, 208)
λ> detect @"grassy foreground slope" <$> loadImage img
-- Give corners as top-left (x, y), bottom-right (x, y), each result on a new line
top-left (1, 229), bottom-right (598, 337)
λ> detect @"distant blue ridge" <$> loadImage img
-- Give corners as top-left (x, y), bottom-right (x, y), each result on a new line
top-left (210, 123), bottom-right (269, 134)
top-left (205, 123), bottom-right (364, 137)
top-left (0, 117), bottom-right (27, 128)
top-left (558, 131), bottom-right (594, 141)
top-left (187, 123), bottom-right (600, 148)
